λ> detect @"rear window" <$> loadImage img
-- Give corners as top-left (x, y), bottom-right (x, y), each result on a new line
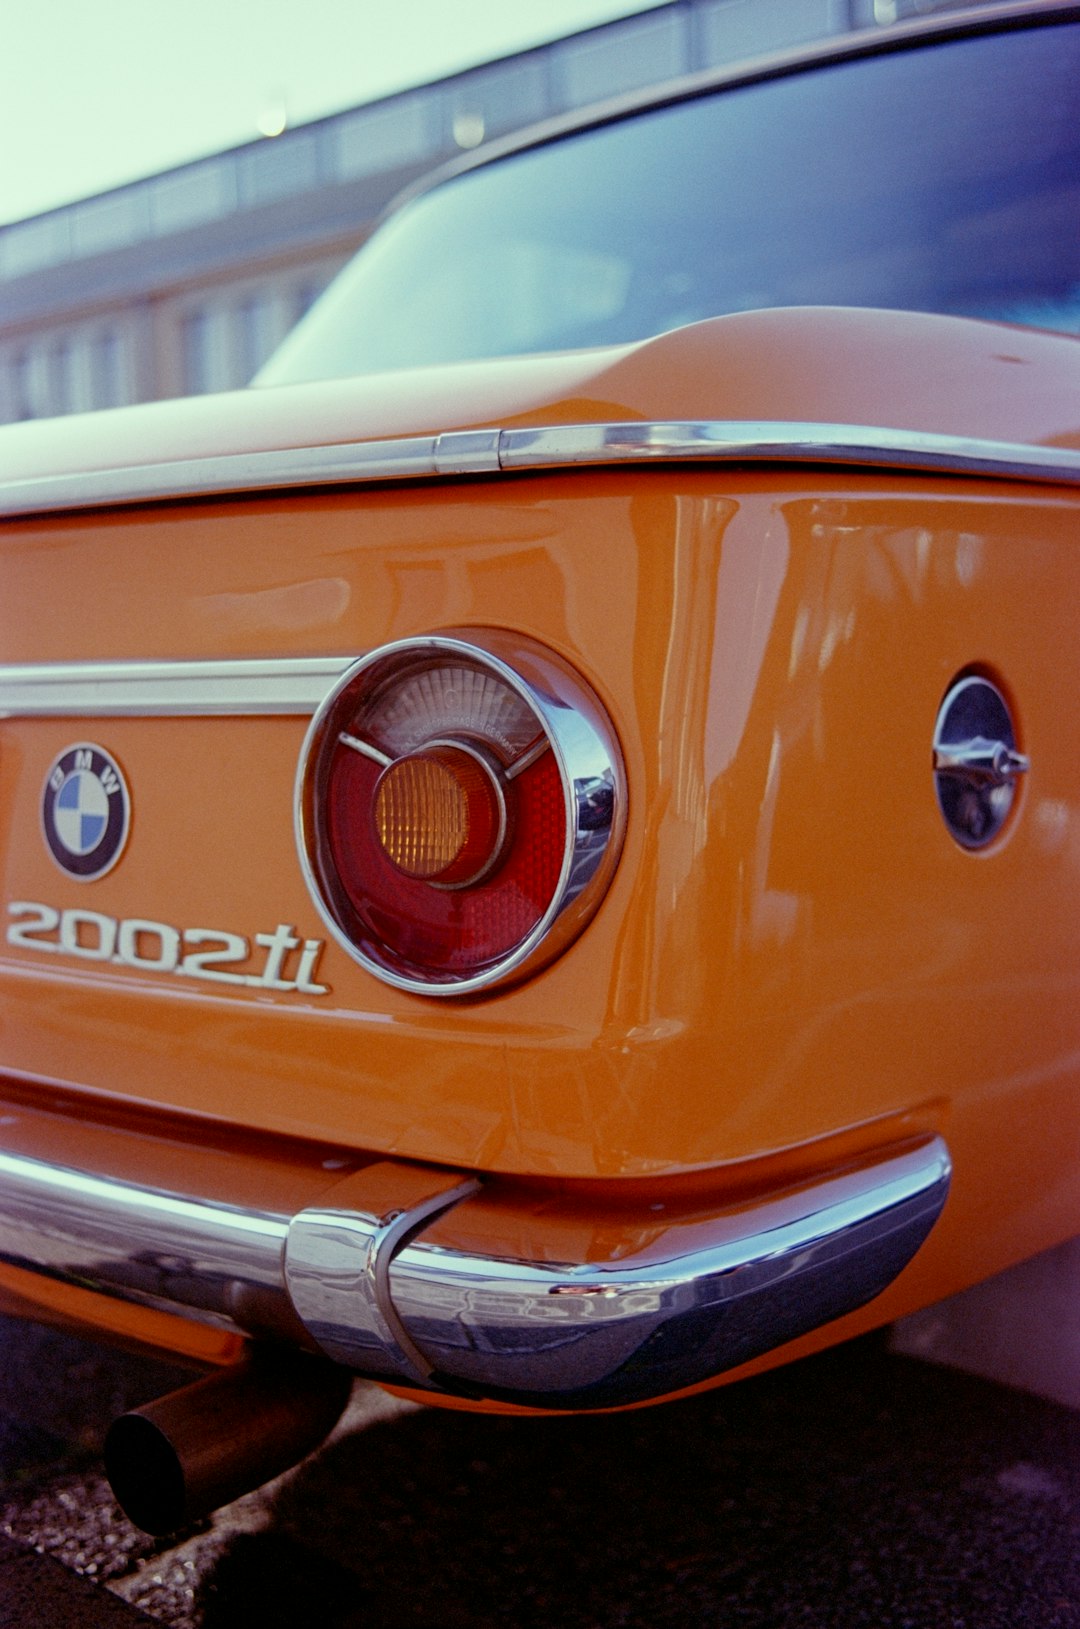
top-left (261, 19), bottom-right (1080, 384)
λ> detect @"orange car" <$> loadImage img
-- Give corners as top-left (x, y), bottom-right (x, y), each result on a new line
top-left (1, 1), bottom-right (1079, 1535)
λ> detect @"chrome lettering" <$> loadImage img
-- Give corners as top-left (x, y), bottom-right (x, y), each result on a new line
top-left (180, 928), bottom-right (249, 986)
top-left (59, 908), bottom-right (117, 961)
top-left (295, 938), bottom-right (329, 996)
top-left (5, 902), bottom-right (330, 997)
top-left (6, 901), bottom-right (61, 950)
top-left (254, 924), bottom-right (302, 989)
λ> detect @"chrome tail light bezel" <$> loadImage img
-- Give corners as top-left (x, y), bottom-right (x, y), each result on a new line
top-left (295, 631), bottom-right (627, 996)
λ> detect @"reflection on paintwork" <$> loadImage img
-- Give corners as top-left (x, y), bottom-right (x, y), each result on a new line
top-left (705, 502), bottom-right (785, 782)
top-left (1034, 800), bottom-right (1070, 856)
top-left (955, 534), bottom-right (983, 589)
top-left (200, 578), bottom-right (352, 637)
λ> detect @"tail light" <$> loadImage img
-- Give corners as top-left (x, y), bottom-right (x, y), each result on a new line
top-left (296, 633), bottom-right (626, 995)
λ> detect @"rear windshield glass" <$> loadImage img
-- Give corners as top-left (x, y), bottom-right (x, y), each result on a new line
top-left (261, 20), bottom-right (1080, 384)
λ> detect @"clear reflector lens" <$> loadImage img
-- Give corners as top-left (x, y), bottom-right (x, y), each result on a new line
top-left (374, 662), bottom-right (539, 760)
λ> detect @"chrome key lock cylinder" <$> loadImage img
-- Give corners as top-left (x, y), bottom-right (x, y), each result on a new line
top-left (933, 674), bottom-right (1028, 850)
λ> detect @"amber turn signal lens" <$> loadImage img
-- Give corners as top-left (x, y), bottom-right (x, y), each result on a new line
top-left (374, 745), bottom-right (504, 886)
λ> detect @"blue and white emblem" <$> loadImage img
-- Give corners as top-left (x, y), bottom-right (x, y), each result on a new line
top-left (41, 744), bottom-right (130, 881)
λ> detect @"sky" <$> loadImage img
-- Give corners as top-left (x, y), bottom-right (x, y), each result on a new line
top-left (2, 0), bottom-right (667, 226)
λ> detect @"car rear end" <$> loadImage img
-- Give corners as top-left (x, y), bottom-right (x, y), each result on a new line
top-left (0, 0), bottom-right (1078, 1529)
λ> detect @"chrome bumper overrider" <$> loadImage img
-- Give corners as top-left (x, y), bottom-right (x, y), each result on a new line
top-left (0, 1135), bottom-right (949, 1409)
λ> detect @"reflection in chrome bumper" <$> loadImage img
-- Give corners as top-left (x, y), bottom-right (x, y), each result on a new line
top-left (0, 1136), bottom-right (949, 1409)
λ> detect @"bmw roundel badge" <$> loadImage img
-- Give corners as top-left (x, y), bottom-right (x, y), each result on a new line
top-left (41, 743), bottom-right (131, 881)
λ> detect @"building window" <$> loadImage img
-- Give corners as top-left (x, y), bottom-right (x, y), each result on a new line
top-left (181, 308), bottom-right (213, 395)
top-left (49, 336), bottom-right (76, 416)
top-left (91, 328), bottom-right (125, 408)
top-left (236, 292), bottom-right (277, 383)
top-left (10, 349), bottom-right (36, 420)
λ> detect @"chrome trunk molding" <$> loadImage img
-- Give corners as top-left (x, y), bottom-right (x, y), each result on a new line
top-left (0, 1130), bottom-right (951, 1409)
top-left (503, 422), bottom-right (1080, 483)
top-left (2, 422), bottom-right (1079, 517)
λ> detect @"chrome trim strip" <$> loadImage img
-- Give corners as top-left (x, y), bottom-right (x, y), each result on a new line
top-left (0, 657), bottom-right (355, 718)
top-left (0, 1122), bottom-right (950, 1408)
top-left (3, 422), bottom-right (1079, 517)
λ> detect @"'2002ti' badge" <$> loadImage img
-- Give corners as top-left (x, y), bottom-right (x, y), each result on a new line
top-left (41, 743), bottom-right (131, 881)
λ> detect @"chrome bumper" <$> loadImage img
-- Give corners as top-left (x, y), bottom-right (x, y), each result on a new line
top-left (0, 1132), bottom-right (949, 1409)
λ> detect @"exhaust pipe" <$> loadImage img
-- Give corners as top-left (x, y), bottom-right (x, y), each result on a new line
top-left (104, 1347), bottom-right (353, 1535)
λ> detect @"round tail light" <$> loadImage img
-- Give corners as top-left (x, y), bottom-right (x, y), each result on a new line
top-left (296, 633), bottom-right (626, 995)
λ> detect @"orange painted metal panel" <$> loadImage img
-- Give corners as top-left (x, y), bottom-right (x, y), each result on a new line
top-left (2, 309), bottom-right (1079, 1384)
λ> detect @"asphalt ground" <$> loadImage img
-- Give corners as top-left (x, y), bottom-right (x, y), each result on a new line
top-left (1, 1312), bottom-right (1079, 1628)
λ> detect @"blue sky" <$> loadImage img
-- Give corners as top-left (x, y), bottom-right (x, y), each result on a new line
top-left (2, 0), bottom-right (665, 225)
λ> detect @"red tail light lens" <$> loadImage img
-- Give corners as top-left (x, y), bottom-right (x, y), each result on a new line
top-left (296, 633), bottom-right (626, 995)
